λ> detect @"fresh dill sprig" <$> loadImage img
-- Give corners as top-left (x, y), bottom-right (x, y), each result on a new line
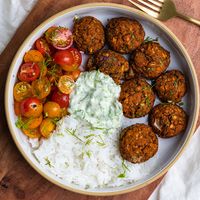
top-left (86, 150), bottom-right (92, 158)
top-left (65, 128), bottom-right (83, 142)
top-left (118, 160), bottom-right (130, 178)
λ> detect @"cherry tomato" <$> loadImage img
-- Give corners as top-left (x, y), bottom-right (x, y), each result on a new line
top-left (13, 82), bottom-right (32, 102)
top-left (51, 89), bottom-right (69, 108)
top-left (53, 48), bottom-right (82, 71)
top-left (43, 101), bottom-right (61, 118)
top-left (20, 97), bottom-right (43, 118)
top-left (45, 26), bottom-right (57, 43)
top-left (35, 38), bottom-right (51, 55)
top-left (32, 77), bottom-right (51, 99)
top-left (22, 128), bottom-right (41, 138)
top-left (45, 27), bottom-right (73, 50)
top-left (23, 115), bottom-right (43, 129)
top-left (64, 69), bottom-right (81, 81)
top-left (18, 62), bottom-right (40, 82)
top-left (14, 101), bottom-right (21, 116)
top-left (24, 50), bottom-right (44, 63)
top-left (58, 75), bottom-right (75, 94)
top-left (40, 118), bottom-right (55, 138)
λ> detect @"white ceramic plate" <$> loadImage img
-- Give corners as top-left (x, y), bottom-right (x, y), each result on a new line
top-left (5, 3), bottom-right (199, 196)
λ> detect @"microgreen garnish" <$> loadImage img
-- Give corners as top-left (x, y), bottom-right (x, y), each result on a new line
top-left (144, 36), bottom-right (158, 43)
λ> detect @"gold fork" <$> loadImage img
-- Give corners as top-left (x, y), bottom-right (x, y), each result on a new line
top-left (128, 0), bottom-right (200, 26)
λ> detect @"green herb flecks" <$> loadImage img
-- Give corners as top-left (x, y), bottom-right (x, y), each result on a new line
top-left (15, 116), bottom-right (32, 130)
top-left (145, 96), bottom-right (151, 107)
top-left (118, 160), bottom-right (130, 178)
top-left (96, 135), bottom-right (106, 147)
top-left (178, 101), bottom-right (184, 106)
top-left (65, 128), bottom-right (83, 142)
top-left (85, 138), bottom-right (93, 145)
top-left (86, 150), bottom-right (92, 158)
top-left (45, 157), bottom-right (53, 168)
top-left (84, 134), bottom-right (96, 139)
top-left (144, 36), bottom-right (158, 43)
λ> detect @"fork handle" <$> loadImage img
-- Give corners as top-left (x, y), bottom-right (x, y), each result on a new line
top-left (177, 12), bottom-right (200, 26)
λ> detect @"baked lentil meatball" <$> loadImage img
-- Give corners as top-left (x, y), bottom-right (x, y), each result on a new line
top-left (73, 16), bottom-right (105, 54)
top-left (130, 42), bottom-right (170, 79)
top-left (149, 103), bottom-right (187, 138)
top-left (155, 70), bottom-right (187, 103)
top-left (86, 49), bottom-right (129, 84)
top-left (106, 17), bottom-right (145, 54)
top-left (120, 124), bottom-right (158, 163)
top-left (119, 78), bottom-right (155, 118)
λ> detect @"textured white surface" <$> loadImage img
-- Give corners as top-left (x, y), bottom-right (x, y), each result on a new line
top-left (0, 0), bottom-right (37, 53)
top-left (149, 126), bottom-right (200, 200)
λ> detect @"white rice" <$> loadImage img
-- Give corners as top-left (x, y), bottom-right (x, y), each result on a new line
top-left (32, 116), bottom-right (157, 189)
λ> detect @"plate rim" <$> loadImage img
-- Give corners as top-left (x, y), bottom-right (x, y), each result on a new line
top-left (4, 2), bottom-right (199, 196)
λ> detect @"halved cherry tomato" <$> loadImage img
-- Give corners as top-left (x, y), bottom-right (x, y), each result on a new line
top-left (44, 101), bottom-right (61, 118)
top-left (14, 101), bottom-right (21, 116)
top-left (45, 27), bottom-right (73, 50)
top-left (53, 48), bottom-right (82, 71)
top-left (24, 50), bottom-right (44, 63)
top-left (51, 89), bottom-right (69, 108)
top-left (22, 128), bottom-right (41, 138)
top-left (23, 115), bottom-right (43, 129)
top-left (35, 38), bottom-right (51, 55)
top-left (20, 97), bottom-right (43, 118)
top-left (58, 75), bottom-right (75, 94)
top-left (18, 62), bottom-right (40, 82)
top-left (64, 69), bottom-right (81, 81)
top-left (40, 118), bottom-right (55, 138)
top-left (45, 26), bottom-right (57, 43)
top-left (32, 77), bottom-right (51, 99)
top-left (13, 82), bottom-right (32, 102)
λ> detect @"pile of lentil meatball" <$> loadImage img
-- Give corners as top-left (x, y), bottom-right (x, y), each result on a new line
top-left (73, 16), bottom-right (187, 164)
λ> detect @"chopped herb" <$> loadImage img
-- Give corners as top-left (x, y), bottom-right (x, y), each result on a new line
top-left (145, 96), bottom-right (151, 107)
top-left (96, 135), bottom-right (106, 147)
top-left (57, 132), bottom-right (64, 137)
top-left (178, 101), bottom-right (184, 106)
top-left (118, 160), bottom-right (130, 178)
top-left (65, 128), bottom-right (83, 142)
top-left (173, 79), bottom-right (178, 88)
top-left (130, 32), bottom-right (135, 40)
top-left (144, 36), bottom-right (158, 43)
top-left (51, 117), bottom-right (60, 124)
top-left (85, 138), bottom-right (93, 145)
top-left (84, 134), bottom-right (95, 139)
top-left (169, 90), bottom-right (174, 96)
top-left (45, 157), bottom-right (53, 168)
top-left (86, 150), bottom-right (92, 158)
top-left (15, 116), bottom-right (32, 130)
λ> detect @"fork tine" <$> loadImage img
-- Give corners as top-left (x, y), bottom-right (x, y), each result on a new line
top-left (137, 0), bottom-right (160, 12)
top-left (146, 0), bottom-right (163, 7)
top-left (128, 0), bottom-right (159, 18)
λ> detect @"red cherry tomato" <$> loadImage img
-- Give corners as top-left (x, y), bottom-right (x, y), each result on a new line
top-left (51, 89), bottom-right (69, 108)
top-left (53, 48), bottom-right (82, 71)
top-left (35, 38), bottom-right (51, 55)
top-left (18, 62), bottom-right (40, 82)
top-left (45, 27), bottom-right (73, 50)
top-left (20, 97), bottom-right (43, 118)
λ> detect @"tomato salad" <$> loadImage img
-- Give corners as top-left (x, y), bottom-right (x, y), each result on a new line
top-left (14, 26), bottom-right (82, 139)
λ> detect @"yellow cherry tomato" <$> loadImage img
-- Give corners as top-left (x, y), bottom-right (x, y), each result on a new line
top-left (13, 82), bottom-right (32, 102)
top-left (43, 101), bottom-right (61, 118)
top-left (58, 75), bottom-right (75, 94)
top-left (23, 115), bottom-right (43, 129)
top-left (40, 118), bottom-right (55, 138)
top-left (24, 50), bottom-right (44, 63)
top-left (32, 77), bottom-right (51, 99)
top-left (22, 128), bottom-right (41, 138)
